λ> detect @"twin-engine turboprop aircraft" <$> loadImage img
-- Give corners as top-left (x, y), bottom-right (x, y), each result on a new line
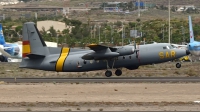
top-left (20, 22), bottom-right (190, 77)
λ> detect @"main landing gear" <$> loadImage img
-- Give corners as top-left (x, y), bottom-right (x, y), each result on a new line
top-left (105, 69), bottom-right (122, 77)
top-left (104, 59), bottom-right (122, 77)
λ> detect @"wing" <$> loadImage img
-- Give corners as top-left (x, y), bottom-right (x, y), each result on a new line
top-left (82, 44), bottom-right (119, 60)
top-left (0, 47), bottom-right (22, 59)
top-left (87, 44), bottom-right (117, 52)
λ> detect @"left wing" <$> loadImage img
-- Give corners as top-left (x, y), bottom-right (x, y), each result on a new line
top-left (82, 44), bottom-right (119, 60)
top-left (87, 44), bottom-right (117, 52)
top-left (82, 44), bottom-right (135, 60)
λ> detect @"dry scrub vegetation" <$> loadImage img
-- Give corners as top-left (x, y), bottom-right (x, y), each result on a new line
top-left (0, 62), bottom-right (199, 78)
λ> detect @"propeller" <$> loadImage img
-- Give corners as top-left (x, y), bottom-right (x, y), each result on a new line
top-left (133, 41), bottom-right (139, 58)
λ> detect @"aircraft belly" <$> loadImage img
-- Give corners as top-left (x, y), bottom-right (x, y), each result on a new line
top-left (62, 57), bottom-right (107, 72)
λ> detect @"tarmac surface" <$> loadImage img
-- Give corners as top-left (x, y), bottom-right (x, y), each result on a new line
top-left (1, 77), bottom-right (200, 83)
top-left (0, 83), bottom-right (200, 111)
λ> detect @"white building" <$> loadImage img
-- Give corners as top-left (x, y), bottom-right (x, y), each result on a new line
top-left (37, 20), bottom-right (73, 33)
top-left (177, 5), bottom-right (195, 12)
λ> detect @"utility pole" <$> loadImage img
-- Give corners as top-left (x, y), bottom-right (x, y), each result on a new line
top-left (168, 0), bottom-right (171, 43)
top-left (138, 0), bottom-right (140, 17)
top-left (162, 24), bottom-right (164, 41)
top-left (99, 25), bottom-right (101, 44)
top-left (122, 22), bottom-right (124, 46)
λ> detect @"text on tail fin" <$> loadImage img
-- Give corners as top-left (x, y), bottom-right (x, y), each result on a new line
top-left (0, 24), bottom-right (5, 45)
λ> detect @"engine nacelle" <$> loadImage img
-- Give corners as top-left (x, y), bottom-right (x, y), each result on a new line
top-left (116, 46), bottom-right (135, 56)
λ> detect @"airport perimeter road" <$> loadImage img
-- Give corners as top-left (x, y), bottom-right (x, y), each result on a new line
top-left (0, 83), bottom-right (200, 111)
top-left (1, 77), bottom-right (200, 83)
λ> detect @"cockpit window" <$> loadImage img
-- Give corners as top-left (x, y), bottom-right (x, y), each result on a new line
top-left (163, 45), bottom-right (173, 50)
top-left (14, 46), bottom-right (20, 56)
top-left (168, 45), bottom-right (173, 49)
top-left (171, 45), bottom-right (176, 48)
top-left (163, 46), bottom-right (167, 49)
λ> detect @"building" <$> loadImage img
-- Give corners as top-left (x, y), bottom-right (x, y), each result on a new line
top-left (37, 20), bottom-right (66, 32)
top-left (177, 5), bottom-right (195, 12)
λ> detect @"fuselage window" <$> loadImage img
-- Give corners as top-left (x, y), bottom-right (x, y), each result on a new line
top-left (163, 46), bottom-right (167, 49)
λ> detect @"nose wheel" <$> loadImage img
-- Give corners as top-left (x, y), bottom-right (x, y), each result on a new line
top-left (176, 62), bottom-right (181, 68)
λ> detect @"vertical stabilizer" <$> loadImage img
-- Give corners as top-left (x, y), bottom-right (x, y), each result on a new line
top-left (0, 24), bottom-right (5, 45)
top-left (22, 22), bottom-right (49, 58)
top-left (189, 16), bottom-right (194, 43)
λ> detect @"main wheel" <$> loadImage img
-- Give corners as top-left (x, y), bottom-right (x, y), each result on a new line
top-left (0, 55), bottom-right (7, 62)
top-left (105, 70), bottom-right (112, 77)
top-left (115, 69), bottom-right (122, 76)
top-left (176, 63), bottom-right (181, 68)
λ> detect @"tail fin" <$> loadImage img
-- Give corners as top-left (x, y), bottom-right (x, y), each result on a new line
top-left (0, 24), bottom-right (5, 45)
top-left (22, 22), bottom-right (49, 58)
top-left (189, 16), bottom-right (194, 43)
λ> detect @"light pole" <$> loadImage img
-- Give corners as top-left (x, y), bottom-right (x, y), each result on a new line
top-left (135, 23), bottom-right (137, 38)
top-left (138, 0), bottom-right (140, 17)
top-left (99, 25), bottom-right (101, 44)
top-left (122, 23), bottom-right (124, 46)
top-left (110, 25), bottom-right (114, 43)
top-left (94, 25), bottom-right (96, 39)
top-left (90, 26), bottom-right (92, 38)
top-left (181, 26), bottom-right (185, 43)
top-left (162, 24), bottom-right (164, 41)
top-left (170, 27), bottom-right (173, 43)
top-left (168, 0), bottom-right (171, 43)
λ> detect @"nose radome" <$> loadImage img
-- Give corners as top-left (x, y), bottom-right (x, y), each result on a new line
top-left (186, 50), bottom-right (190, 55)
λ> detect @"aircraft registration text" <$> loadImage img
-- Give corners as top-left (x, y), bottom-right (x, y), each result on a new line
top-left (159, 51), bottom-right (176, 59)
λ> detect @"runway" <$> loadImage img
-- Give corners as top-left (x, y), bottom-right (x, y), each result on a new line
top-left (1, 77), bottom-right (200, 83)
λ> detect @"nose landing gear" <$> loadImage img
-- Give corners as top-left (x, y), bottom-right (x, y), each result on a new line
top-left (176, 62), bottom-right (181, 68)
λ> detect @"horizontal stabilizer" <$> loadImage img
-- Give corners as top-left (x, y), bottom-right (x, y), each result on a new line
top-left (26, 54), bottom-right (45, 59)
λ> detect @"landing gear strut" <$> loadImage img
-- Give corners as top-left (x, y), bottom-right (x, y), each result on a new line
top-left (104, 59), bottom-right (123, 77)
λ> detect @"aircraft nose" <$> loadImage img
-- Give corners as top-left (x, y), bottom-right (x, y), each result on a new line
top-left (186, 50), bottom-right (190, 55)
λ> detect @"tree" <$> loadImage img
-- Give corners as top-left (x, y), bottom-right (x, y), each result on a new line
top-left (48, 26), bottom-right (57, 37)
